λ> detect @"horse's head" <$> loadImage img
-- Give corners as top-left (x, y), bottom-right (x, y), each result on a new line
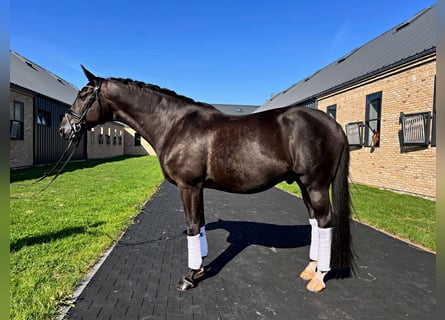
top-left (59, 66), bottom-right (112, 141)
top-left (370, 129), bottom-right (380, 153)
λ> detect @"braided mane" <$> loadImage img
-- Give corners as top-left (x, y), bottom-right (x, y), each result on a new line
top-left (110, 77), bottom-right (211, 107)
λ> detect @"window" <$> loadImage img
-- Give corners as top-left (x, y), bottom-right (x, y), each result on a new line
top-left (25, 61), bottom-right (38, 71)
top-left (118, 130), bottom-right (122, 145)
top-left (14, 101), bottom-right (24, 121)
top-left (36, 109), bottom-right (51, 126)
top-left (98, 134), bottom-right (104, 144)
top-left (399, 112), bottom-right (431, 147)
top-left (327, 105), bottom-right (336, 120)
top-left (10, 101), bottom-right (24, 140)
top-left (134, 133), bottom-right (141, 146)
top-left (113, 129), bottom-right (118, 145)
top-left (90, 129), bottom-right (95, 144)
top-left (364, 92), bottom-right (382, 147)
top-left (10, 120), bottom-right (23, 140)
top-left (345, 122), bottom-right (364, 147)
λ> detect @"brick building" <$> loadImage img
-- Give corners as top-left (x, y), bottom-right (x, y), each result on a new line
top-left (87, 123), bottom-right (125, 159)
top-left (9, 51), bottom-right (136, 167)
top-left (10, 50), bottom-right (86, 167)
top-left (256, 6), bottom-right (436, 199)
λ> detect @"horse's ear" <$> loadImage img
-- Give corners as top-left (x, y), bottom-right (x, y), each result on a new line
top-left (80, 65), bottom-right (97, 83)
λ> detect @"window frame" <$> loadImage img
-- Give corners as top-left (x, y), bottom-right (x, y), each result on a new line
top-left (10, 101), bottom-right (24, 140)
top-left (36, 109), bottom-right (51, 127)
top-left (327, 104), bottom-right (337, 120)
top-left (364, 92), bottom-right (382, 148)
top-left (10, 120), bottom-right (24, 140)
top-left (399, 111), bottom-right (431, 147)
top-left (134, 133), bottom-right (141, 146)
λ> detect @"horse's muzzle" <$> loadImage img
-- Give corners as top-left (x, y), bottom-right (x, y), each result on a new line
top-left (59, 121), bottom-right (71, 140)
top-left (59, 118), bottom-right (82, 141)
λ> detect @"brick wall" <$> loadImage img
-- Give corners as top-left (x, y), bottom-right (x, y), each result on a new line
top-left (318, 58), bottom-right (436, 199)
top-left (10, 89), bottom-right (34, 168)
top-left (87, 122), bottom-right (125, 159)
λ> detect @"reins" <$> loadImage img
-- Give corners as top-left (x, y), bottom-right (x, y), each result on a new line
top-left (33, 138), bottom-right (82, 193)
top-left (32, 79), bottom-right (103, 193)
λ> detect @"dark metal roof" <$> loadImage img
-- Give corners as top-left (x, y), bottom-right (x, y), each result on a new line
top-left (256, 5), bottom-right (436, 113)
top-left (10, 50), bottom-right (79, 105)
top-left (212, 103), bottom-right (259, 115)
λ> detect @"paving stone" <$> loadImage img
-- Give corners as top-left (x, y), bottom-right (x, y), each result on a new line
top-left (64, 180), bottom-right (436, 319)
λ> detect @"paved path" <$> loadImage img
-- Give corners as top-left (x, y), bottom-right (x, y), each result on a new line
top-left (64, 181), bottom-right (435, 319)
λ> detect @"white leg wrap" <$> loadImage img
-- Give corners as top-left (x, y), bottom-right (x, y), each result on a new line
top-left (187, 234), bottom-right (202, 270)
top-left (200, 226), bottom-right (208, 257)
top-left (309, 219), bottom-right (319, 261)
top-left (317, 227), bottom-right (333, 272)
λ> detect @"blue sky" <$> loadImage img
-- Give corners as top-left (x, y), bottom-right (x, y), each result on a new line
top-left (10, 0), bottom-right (435, 105)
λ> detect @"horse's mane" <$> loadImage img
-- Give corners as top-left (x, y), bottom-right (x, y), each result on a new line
top-left (109, 77), bottom-right (213, 108)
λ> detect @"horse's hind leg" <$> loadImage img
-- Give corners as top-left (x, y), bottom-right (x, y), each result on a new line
top-left (299, 185), bottom-right (332, 292)
top-left (298, 187), bottom-right (318, 281)
top-left (176, 184), bottom-right (207, 291)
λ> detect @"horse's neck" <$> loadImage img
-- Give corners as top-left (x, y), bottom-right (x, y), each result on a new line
top-left (109, 86), bottom-right (190, 153)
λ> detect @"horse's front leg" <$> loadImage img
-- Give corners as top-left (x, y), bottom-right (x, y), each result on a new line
top-left (176, 185), bottom-right (207, 291)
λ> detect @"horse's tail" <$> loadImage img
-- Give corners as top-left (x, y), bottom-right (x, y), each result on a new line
top-left (330, 139), bottom-right (354, 272)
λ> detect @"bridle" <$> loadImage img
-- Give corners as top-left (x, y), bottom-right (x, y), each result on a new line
top-left (34, 79), bottom-right (104, 192)
top-left (65, 78), bottom-right (103, 140)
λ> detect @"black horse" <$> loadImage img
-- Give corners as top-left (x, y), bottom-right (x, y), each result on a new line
top-left (60, 66), bottom-right (353, 292)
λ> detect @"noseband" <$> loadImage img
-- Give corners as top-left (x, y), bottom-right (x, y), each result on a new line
top-left (65, 78), bottom-right (103, 139)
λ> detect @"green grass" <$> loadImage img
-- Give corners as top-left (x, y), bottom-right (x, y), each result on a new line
top-left (276, 182), bottom-right (436, 252)
top-left (10, 156), bottom-right (164, 320)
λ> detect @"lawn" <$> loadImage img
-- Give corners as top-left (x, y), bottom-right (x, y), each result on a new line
top-left (10, 156), bottom-right (164, 320)
top-left (276, 182), bottom-right (436, 252)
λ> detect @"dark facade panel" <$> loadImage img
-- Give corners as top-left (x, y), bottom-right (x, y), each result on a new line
top-left (34, 95), bottom-right (86, 165)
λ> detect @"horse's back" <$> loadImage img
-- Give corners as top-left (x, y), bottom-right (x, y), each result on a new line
top-left (256, 106), bottom-right (346, 156)
top-left (202, 111), bottom-right (290, 192)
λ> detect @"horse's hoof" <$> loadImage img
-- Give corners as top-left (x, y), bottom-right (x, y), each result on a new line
top-left (306, 278), bottom-right (326, 292)
top-left (299, 267), bottom-right (316, 281)
top-left (176, 277), bottom-right (195, 291)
